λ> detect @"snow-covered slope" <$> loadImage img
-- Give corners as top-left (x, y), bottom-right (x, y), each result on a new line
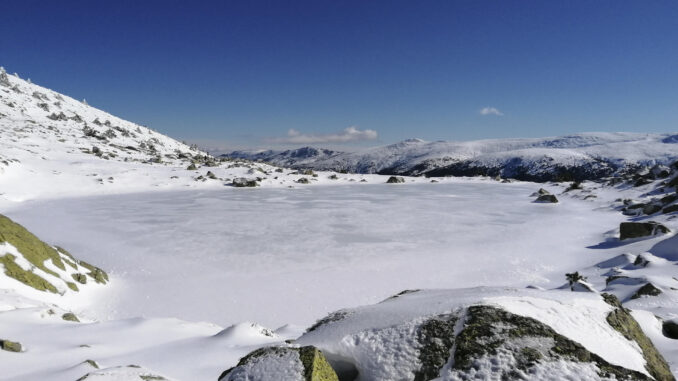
top-left (224, 133), bottom-right (678, 181)
top-left (0, 67), bottom-right (413, 207)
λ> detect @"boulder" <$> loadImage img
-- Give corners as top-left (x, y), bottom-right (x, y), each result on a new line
top-left (630, 283), bottom-right (662, 299)
top-left (663, 320), bottom-right (678, 340)
top-left (0, 339), bottom-right (22, 352)
top-left (231, 178), bottom-right (258, 187)
top-left (535, 194), bottom-right (558, 203)
top-left (663, 204), bottom-right (678, 214)
top-left (619, 221), bottom-right (670, 240)
top-left (62, 312), bottom-right (80, 322)
top-left (218, 346), bottom-right (338, 381)
top-left (530, 188), bottom-right (551, 196)
top-left (296, 178), bottom-right (310, 184)
top-left (386, 176), bottom-right (405, 184)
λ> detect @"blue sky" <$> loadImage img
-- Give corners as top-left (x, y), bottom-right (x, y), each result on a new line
top-left (3, 1), bottom-right (678, 150)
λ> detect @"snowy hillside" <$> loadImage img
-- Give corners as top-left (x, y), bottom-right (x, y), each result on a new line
top-left (224, 133), bottom-right (678, 181)
top-left (0, 67), bottom-right (413, 206)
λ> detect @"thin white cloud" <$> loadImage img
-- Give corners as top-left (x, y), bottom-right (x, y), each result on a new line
top-left (269, 126), bottom-right (378, 144)
top-left (479, 106), bottom-right (504, 116)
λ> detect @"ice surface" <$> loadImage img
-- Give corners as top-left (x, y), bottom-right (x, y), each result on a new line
top-left (4, 180), bottom-right (627, 327)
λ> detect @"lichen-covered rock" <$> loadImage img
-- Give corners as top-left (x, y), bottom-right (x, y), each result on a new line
top-left (0, 339), bottom-right (22, 352)
top-left (535, 194), bottom-right (559, 203)
top-left (602, 294), bottom-right (674, 381)
top-left (386, 176), bottom-right (405, 184)
top-left (218, 346), bottom-right (338, 381)
top-left (619, 221), bottom-right (670, 240)
top-left (451, 305), bottom-right (652, 380)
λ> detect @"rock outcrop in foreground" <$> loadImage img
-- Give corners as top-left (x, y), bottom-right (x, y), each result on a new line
top-left (220, 288), bottom-right (673, 381)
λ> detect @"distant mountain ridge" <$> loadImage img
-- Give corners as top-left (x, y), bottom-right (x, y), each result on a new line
top-left (223, 132), bottom-right (678, 181)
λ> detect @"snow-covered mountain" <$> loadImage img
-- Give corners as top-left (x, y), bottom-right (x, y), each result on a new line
top-left (224, 133), bottom-right (678, 181)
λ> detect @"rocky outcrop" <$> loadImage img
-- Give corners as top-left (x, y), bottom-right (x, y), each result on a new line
top-left (619, 221), bottom-right (670, 240)
top-left (386, 176), bottom-right (405, 184)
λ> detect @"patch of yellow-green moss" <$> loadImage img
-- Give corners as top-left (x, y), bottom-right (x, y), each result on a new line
top-left (66, 281), bottom-right (79, 291)
top-left (0, 254), bottom-right (57, 293)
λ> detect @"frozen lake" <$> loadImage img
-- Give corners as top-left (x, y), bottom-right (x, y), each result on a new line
top-left (5, 180), bottom-right (625, 327)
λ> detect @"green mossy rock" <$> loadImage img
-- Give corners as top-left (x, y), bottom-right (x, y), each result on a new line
top-left (62, 312), bottom-right (80, 322)
top-left (219, 346), bottom-right (339, 381)
top-left (0, 339), bottom-right (22, 352)
top-left (602, 294), bottom-right (674, 381)
top-left (78, 260), bottom-right (108, 284)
